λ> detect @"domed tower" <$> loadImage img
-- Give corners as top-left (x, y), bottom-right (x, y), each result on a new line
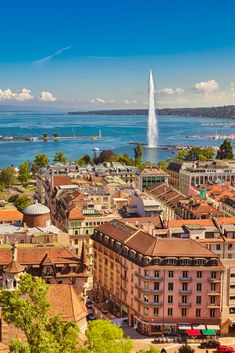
top-left (23, 202), bottom-right (51, 228)
top-left (3, 243), bottom-right (25, 290)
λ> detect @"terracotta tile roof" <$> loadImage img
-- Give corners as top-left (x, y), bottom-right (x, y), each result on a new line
top-left (52, 175), bottom-right (71, 187)
top-left (4, 260), bottom-right (25, 273)
top-left (216, 217), bottom-right (235, 225)
top-left (67, 206), bottom-right (85, 220)
top-left (0, 247), bottom-right (80, 266)
top-left (120, 216), bottom-right (163, 228)
top-left (169, 219), bottom-right (215, 227)
top-left (47, 284), bottom-right (87, 322)
top-left (139, 168), bottom-right (167, 176)
top-left (96, 220), bottom-right (136, 242)
top-left (191, 203), bottom-right (220, 215)
top-left (0, 209), bottom-right (23, 223)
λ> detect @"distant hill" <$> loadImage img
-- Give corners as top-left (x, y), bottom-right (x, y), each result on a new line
top-left (68, 105), bottom-right (235, 119)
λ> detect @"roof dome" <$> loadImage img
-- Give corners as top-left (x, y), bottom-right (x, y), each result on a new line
top-left (23, 203), bottom-right (50, 215)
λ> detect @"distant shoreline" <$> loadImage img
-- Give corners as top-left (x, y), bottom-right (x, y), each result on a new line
top-left (68, 105), bottom-right (235, 119)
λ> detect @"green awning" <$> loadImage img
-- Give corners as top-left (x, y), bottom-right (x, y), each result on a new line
top-left (202, 329), bottom-right (216, 335)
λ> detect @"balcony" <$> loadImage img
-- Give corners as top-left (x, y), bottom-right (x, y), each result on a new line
top-left (179, 289), bottom-right (192, 295)
top-left (179, 276), bottom-right (192, 282)
top-left (207, 302), bottom-right (220, 308)
top-left (134, 297), bottom-right (162, 306)
top-left (207, 290), bottom-right (221, 296)
top-left (135, 284), bottom-right (163, 294)
top-left (208, 277), bottom-right (221, 283)
top-left (135, 272), bottom-right (163, 281)
top-left (178, 302), bottom-right (192, 307)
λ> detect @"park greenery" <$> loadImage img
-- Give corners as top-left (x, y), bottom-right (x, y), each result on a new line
top-left (216, 139), bottom-right (234, 159)
top-left (53, 151), bottom-right (68, 164)
top-left (0, 274), bottom-right (160, 353)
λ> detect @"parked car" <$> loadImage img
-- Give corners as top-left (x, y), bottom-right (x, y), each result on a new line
top-left (199, 341), bottom-right (220, 349)
top-left (217, 346), bottom-right (235, 353)
top-left (87, 312), bottom-right (96, 321)
top-left (86, 298), bottom-right (93, 309)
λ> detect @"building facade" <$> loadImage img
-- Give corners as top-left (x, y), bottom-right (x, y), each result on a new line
top-left (92, 220), bottom-right (225, 336)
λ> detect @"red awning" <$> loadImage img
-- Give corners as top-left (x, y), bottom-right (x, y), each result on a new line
top-left (186, 329), bottom-right (201, 336)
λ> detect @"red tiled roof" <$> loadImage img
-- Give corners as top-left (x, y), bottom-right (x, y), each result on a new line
top-left (47, 284), bottom-right (87, 322)
top-left (52, 175), bottom-right (71, 187)
top-left (0, 247), bottom-right (80, 266)
top-left (67, 206), bottom-right (85, 220)
top-left (120, 216), bottom-right (163, 228)
top-left (169, 219), bottom-right (214, 227)
top-left (4, 260), bottom-right (25, 273)
top-left (96, 220), bottom-right (136, 242)
top-left (0, 209), bottom-right (23, 223)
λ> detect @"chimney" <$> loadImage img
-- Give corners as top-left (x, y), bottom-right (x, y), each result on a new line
top-left (12, 242), bottom-right (18, 261)
top-left (81, 240), bottom-right (87, 265)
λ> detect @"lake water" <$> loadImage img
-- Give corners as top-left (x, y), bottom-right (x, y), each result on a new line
top-left (0, 112), bottom-right (234, 168)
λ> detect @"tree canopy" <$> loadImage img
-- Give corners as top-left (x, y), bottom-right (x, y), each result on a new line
top-left (216, 139), bottom-right (234, 160)
top-left (134, 143), bottom-right (143, 166)
top-left (0, 274), bottom-right (80, 353)
top-left (53, 152), bottom-right (68, 164)
top-left (83, 320), bottom-right (133, 353)
top-left (18, 162), bottom-right (31, 186)
top-left (31, 154), bottom-right (49, 173)
top-left (14, 194), bottom-right (31, 211)
top-left (0, 166), bottom-right (17, 188)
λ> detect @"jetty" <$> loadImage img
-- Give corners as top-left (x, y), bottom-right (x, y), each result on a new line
top-left (129, 142), bottom-right (219, 151)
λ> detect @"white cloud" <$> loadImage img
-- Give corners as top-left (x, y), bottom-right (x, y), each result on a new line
top-left (38, 91), bottom-right (57, 102)
top-left (159, 88), bottom-right (174, 95)
top-left (0, 89), bottom-right (16, 100)
top-left (175, 88), bottom-right (184, 95)
top-left (194, 80), bottom-right (219, 94)
top-left (230, 83), bottom-right (234, 91)
top-left (124, 99), bottom-right (137, 104)
top-left (159, 87), bottom-right (184, 95)
top-left (89, 97), bottom-right (115, 104)
top-left (16, 88), bottom-right (33, 101)
top-left (34, 45), bottom-right (73, 66)
top-left (96, 97), bottom-right (106, 103)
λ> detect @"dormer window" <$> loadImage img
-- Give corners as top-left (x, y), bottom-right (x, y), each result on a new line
top-left (180, 258), bottom-right (192, 266)
top-left (153, 257), bottom-right (161, 265)
top-left (129, 250), bottom-right (136, 259)
top-left (143, 256), bottom-right (151, 264)
top-left (194, 258), bottom-right (206, 266)
top-left (104, 235), bottom-right (109, 243)
top-left (166, 258), bottom-right (177, 265)
top-left (123, 246), bottom-right (129, 255)
top-left (211, 258), bottom-right (218, 266)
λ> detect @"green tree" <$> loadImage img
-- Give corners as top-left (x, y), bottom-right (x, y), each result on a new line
top-left (0, 274), bottom-right (80, 353)
top-left (18, 162), bottom-right (31, 186)
top-left (0, 166), bottom-right (17, 188)
top-left (43, 132), bottom-right (48, 141)
top-left (178, 344), bottom-right (195, 353)
top-left (97, 150), bottom-right (117, 163)
top-left (216, 139), bottom-right (234, 160)
top-left (134, 143), bottom-right (143, 166)
top-left (31, 154), bottom-right (49, 173)
top-left (14, 195), bottom-right (31, 211)
top-left (53, 132), bottom-right (59, 141)
top-left (137, 348), bottom-right (159, 353)
top-left (84, 320), bottom-right (133, 353)
top-left (117, 154), bottom-right (134, 166)
top-left (53, 152), bottom-right (67, 164)
top-left (184, 147), bottom-right (214, 161)
top-left (75, 154), bottom-right (92, 166)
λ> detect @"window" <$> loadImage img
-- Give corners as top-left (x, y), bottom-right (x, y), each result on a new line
top-left (182, 308), bottom-right (187, 317)
top-left (144, 295), bottom-right (149, 303)
top-left (154, 295), bottom-right (159, 303)
top-left (210, 296), bottom-right (216, 304)
top-left (196, 296), bottom-right (201, 304)
top-left (197, 283), bottom-right (202, 291)
top-left (75, 239), bottom-right (78, 245)
top-left (166, 258), bottom-right (177, 265)
top-left (182, 283), bottom-right (188, 291)
top-left (144, 307), bottom-right (149, 316)
top-left (168, 283), bottom-right (174, 291)
top-left (211, 271), bottom-right (217, 279)
top-left (144, 270), bottom-right (149, 277)
top-left (144, 282), bottom-right (149, 290)
top-left (154, 308), bottom-right (158, 317)
top-left (182, 271), bottom-right (188, 278)
top-left (197, 271), bottom-right (202, 278)
top-left (196, 308), bottom-right (201, 317)
top-left (182, 295), bottom-right (187, 304)
top-left (154, 282), bottom-right (159, 291)
top-left (168, 271), bottom-right (174, 278)
top-left (154, 270), bottom-right (159, 278)
top-left (168, 308), bottom-right (173, 316)
top-left (210, 309), bottom-right (216, 318)
top-left (168, 295), bottom-right (173, 304)
top-left (216, 244), bottom-right (221, 250)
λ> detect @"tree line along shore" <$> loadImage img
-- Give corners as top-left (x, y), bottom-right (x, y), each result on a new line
top-left (68, 105), bottom-right (235, 119)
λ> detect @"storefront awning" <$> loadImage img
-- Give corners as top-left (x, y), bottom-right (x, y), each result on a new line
top-left (202, 329), bottom-right (216, 336)
top-left (186, 329), bottom-right (201, 336)
top-left (179, 325), bottom-right (191, 330)
top-left (206, 325), bottom-right (220, 330)
top-left (193, 325), bottom-right (206, 330)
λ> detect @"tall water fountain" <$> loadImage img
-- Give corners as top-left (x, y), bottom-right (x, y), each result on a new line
top-left (147, 70), bottom-right (158, 147)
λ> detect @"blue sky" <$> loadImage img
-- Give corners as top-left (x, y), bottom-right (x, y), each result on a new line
top-left (1, 0), bottom-right (235, 108)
